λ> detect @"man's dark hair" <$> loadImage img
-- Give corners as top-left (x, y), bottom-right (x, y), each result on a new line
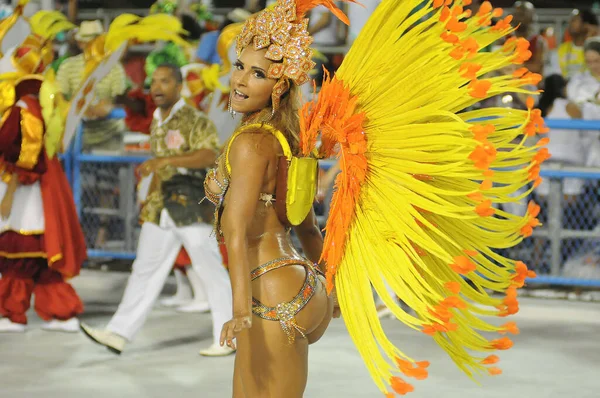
top-left (576, 9), bottom-right (599, 27)
top-left (156, 63), bottom-right (183, 84)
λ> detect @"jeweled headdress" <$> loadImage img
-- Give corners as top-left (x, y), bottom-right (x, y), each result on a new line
top-left (235, 0), bottom-right (352, 112)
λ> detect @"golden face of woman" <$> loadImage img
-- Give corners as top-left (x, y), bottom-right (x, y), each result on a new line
top-left (230, 47), bottom-right (278, 114)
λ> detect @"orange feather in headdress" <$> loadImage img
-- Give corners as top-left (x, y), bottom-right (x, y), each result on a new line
top-left (294, 0), bottom-right (360, 25)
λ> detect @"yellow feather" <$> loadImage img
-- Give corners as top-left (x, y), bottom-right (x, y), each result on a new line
top-left (109, 14), bottom-right (141, 29)
top-left (30, 11), bottom-right (74, 39)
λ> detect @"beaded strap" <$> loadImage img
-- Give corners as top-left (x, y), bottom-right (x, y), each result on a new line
top-left (250, 257), bottom-right (312, 281)
top-left (251, 267), bottom-right (318, 344)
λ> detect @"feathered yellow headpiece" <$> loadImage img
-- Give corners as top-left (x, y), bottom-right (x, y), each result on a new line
top-left (82, 13), bottom-right (189, 80)
top-left (8, 10), bottom-right (74, 75)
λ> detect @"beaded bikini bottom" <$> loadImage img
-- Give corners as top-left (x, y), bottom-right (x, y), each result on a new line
top-left (250, 257), bottom-right (321, 344)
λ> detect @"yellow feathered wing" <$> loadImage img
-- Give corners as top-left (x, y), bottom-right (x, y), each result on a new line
top-left (299, 0), bottom-right (546, 395)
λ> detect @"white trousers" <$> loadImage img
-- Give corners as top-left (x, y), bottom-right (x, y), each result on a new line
top-left (107, 221), bottom-right (232, 345)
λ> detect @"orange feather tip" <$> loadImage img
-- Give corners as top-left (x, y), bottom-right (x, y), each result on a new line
top-left (500, 321), bottom-right (520, 335)
top-left (390, 376), bottom-right (415, 395)
top-left (395, 358), bottom-right (430, 380)
top-left (481, 354), bottom-right (500, 365)
top-left (490, 337), bottom-right (513, 350)
top-left (444, 281), bottom-right (461, 294)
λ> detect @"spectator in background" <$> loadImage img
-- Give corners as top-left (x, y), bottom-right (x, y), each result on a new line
top-left (538, 75), bottom-right (587, 201)
top-left (57, 20), bottom-right (127, 152)
top-left (534, 74), bottom-right (595, 269)
top-left (57, 20), bottom-right (128, 249)
top-left (567, 38), bottom-right (600, 109)
top-left (558, 9), bottom-right (599, 80)
top-left (512, 1), bottom-right (546, 76)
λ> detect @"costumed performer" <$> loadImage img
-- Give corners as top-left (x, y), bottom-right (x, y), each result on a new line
top-left (206, 0), bottom-right (548, 396)
top-left (0, 11), bottom-right (83, 333)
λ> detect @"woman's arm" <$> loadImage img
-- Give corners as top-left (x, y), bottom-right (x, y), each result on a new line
top-left (219, 132), bottom-right (273, 347)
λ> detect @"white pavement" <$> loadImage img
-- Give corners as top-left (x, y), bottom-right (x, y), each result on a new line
top-left (0, 269), bottom-right (599, 398)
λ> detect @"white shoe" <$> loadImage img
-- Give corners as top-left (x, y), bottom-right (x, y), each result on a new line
top-left (42, 318), bottom-right (80, 333)
top-left (160, 295), bottom-right (192, 308)
top-left (80, 323), bottom-right (127, 355)
top-left (199, 343), bottom-right (236, 357)
top-left (0, 318), bottom-right (26, 333)
top-left (176, 300), bottom-right (210, 313)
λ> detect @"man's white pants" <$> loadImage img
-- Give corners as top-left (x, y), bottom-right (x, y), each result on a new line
top-left (107, 221), bottom-right (232, 345)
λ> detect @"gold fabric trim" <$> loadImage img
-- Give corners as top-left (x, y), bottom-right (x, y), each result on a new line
top-left (0, 250), bottom-right (47, 259)
top-left (0, 81), bottom-right (15, 115)
top-left (16, 108), bottom-right (44, 170)
top-left (0, 227), bottom-right (44, 235)
top-left (48, 253), bottom-right (63, 264)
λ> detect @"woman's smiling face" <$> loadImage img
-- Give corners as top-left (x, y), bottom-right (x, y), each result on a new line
top-left (229, 47), bottom-right (279, 114)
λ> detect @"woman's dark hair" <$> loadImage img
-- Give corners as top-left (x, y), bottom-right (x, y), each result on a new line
top-left (538, 74), bottom-right (566, 117)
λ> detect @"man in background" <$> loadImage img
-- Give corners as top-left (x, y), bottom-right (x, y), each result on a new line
top-left (81, 64), bottom-right (233, 357)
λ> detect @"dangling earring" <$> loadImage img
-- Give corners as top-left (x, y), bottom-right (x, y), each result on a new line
top-left (270, 79), bottom-right (289, 120)
top-left (228, 94), bottom-right (236, 119)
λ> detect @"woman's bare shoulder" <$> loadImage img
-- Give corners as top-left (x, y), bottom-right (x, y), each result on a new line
top-left (229, 126), bottom-right (280, 159)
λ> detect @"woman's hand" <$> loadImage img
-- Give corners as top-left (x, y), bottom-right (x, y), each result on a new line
top-left (220, 315), bottom-right (252, 349)
top-left (138, 158), bottom-right (169, 177)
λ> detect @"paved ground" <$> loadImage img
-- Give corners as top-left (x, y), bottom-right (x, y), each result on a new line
top-left (0, 269), bottom-right (599, 398)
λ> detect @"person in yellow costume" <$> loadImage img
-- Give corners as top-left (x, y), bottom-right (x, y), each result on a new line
top-left (204, 0), bottom-right (548, 396)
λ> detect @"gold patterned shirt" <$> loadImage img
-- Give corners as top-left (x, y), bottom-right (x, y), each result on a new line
top-left (140, 99), bottom-right (219, 224)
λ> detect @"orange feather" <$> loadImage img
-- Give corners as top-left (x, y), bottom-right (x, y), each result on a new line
top-left (295, 0), bottom-right (359, 25)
